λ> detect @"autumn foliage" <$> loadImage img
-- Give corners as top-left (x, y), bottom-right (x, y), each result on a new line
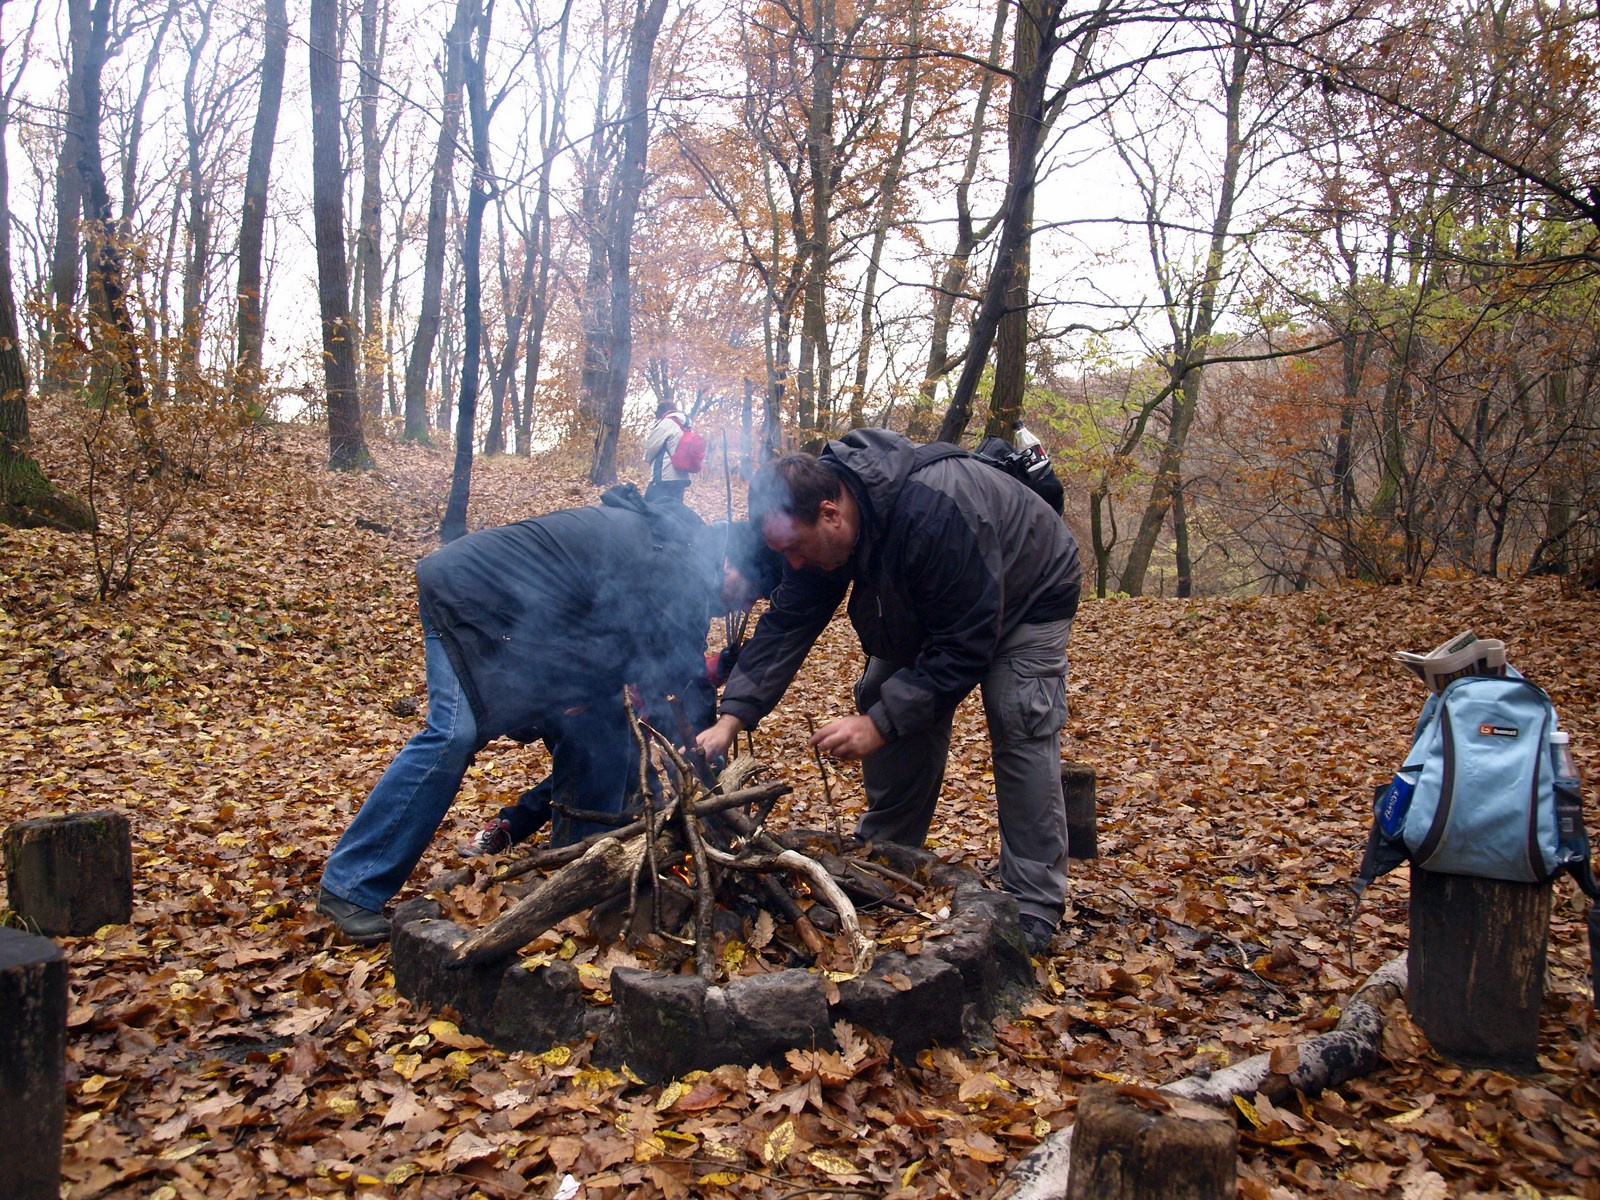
top-left (2, 407), bottom-right (1598, 1199)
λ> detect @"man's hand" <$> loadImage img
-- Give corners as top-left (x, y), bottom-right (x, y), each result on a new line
top-left (809, 714), bottom-right (886, 760)
top-left (695, 713), bottom-right (745, 763)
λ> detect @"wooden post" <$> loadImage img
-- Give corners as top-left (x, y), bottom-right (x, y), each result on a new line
top-left (3, 811), bottom-right (133, 936)
top-left (1408, 868), bottom-right (1552, 1074)
top-left (1062, 761), bottom-right (1097, 860)
top-left (1067, 1082), bottom-right (1237, 1200)
top-left (0, 928), bottom-right (67, 1200)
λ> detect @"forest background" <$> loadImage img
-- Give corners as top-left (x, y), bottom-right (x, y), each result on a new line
top-left (1, 0), bottom-right (1597, 591)
top-left (3, 0), bottom-right (1600, 1195)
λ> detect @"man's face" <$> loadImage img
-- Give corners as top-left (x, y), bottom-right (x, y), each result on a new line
top-left (761, 503), bottom-right (854, 573)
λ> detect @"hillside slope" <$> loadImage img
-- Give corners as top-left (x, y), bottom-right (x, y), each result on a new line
top-left (3, 418), bottom-right (1597, 1199)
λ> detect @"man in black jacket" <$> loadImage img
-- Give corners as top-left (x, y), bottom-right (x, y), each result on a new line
top-left (317, 486), bottom-right (779, 944)
top-left (695, 430), bottom-right (1081, 954)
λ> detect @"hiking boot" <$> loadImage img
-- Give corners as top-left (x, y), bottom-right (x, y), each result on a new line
top-left (1019, 914), bottom-right (1057, 956)
top-left (316, 888), bottom-right (390, 945)
top-left (467, 816), bottom-right (516, 856)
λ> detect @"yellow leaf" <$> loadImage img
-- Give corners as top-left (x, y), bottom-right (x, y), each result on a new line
top-left (697, 1172), bottom-right (740, 1186)
top-left (558, 937), bottom-right (578, 960)
top-left (428, 1019), bottom-right (462, 1040)
top-left (327, 1096), bottom-right (357, 1116)
top-left (658, 1129), bottom-right (697, 1144)
top-left (81, 1074), bottom-right (112, 1095)
top-left (536, 1044), bottom-right (572, 1068)
top-left (1234, 1095), bottom-right (1263, 1128)
top-left (656, 1080), bottom-right (688, 1111)
top-left (901, 1159), bottom-right (924, 1187)
top-left (392, 1053), bottom-right (421, 1080)
top-left (635, 1134), bottom-right (667, 1161)
top-left (808, 1150), bottom-right (859, 1176)
top-left (622, 1063), bottom-right (647, 1085)
top-left (1386, 1105), bottom-right (1428, 1125)
top-left (760, 1118), bottom-right (796, 1165)
top-left (445, 1050), bottom-right (477, 1079)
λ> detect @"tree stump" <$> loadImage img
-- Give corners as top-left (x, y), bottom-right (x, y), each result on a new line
top-left (1062, 761), bottom-right (1097, 860)
top-left (1066, 1082), bottom-right (1237, 1200)
top-left (0, 928), bottom-right (67, 1200)
top-left (3, 811), bottom-right (133, 936)
top-left (1408, 868), bottom-right (1552, 1073)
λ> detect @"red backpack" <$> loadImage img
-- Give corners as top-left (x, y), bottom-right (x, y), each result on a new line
top-left (668, 415), bottom-right (707, 472)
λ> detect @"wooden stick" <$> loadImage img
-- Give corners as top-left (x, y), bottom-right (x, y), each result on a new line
top-left (493, 784), bottom-right (789, 881)
top-left (680, 802), bottom-right (719, 979)
top-left (994, 954), bottom-right (1410, 1200)
top-left (805, 715), bottom-right (842, 842)
top-left (447, 830), bottom-right (674, 968)
top-left (699, 841), bottom-right (874, 973)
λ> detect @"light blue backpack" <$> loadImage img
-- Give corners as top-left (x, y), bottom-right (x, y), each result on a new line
top-left (1359, 669), bottom-right (1595, 889)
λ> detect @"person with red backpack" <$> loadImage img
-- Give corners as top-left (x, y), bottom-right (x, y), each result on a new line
top-left (644, 400), bottom-right (706, 501)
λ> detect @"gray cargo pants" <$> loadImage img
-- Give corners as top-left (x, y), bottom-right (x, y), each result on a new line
top-left (854, 618), bottom-right (1073, 925)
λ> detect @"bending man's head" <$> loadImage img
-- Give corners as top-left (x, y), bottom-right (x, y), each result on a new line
top-left (747, 454), bottom-right (858, 573)
top-left (707, 519), bottom-right (784, 612)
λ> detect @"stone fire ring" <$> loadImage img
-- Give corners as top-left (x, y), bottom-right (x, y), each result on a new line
top-left (390, 842), bottom-right (1038, 1082)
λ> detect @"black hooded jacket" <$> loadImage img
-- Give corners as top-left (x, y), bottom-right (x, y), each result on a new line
top-left (719, 429), bottom-right (1082, 741)
top-left (414, 486), bottom-right (717, 741)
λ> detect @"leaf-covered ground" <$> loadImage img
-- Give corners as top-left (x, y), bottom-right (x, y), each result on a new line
top-left (3, 417), bottom-right (1598, 1199)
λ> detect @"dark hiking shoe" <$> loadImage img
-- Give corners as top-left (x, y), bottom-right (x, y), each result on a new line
top-left (467, 817), bottom-right (516, 856)
top-left (1020, 914), bottom-right (1057, 956)
top-left (316, 888), bottom-right (390, 945)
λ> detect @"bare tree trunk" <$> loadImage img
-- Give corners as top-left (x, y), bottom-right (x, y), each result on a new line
top-left (232, 0), bottom-right (287, 409)
top-left (75, 0), bottom-right (160, 454)
top-left (439, 0), bottom-right (489, 543)
top-left (849, 1), bottom-right (919, 429)
top-left (178, 0), bottom-right (214, 391)
top-left (910, 0), bottom-right (1007, 442)
top-left (587, 0), bottom-right (669, 486)
top-left (1116, 0), bottom-right (1249, 596)
top-left (46, 0), bottom-right (91, 392)
top-left (796, 0), bottom-right (837, 447)
top-left (356, 0), bottom-right (386, 424)
top-left (936, 0), bottom-right (1066, 444)
top-left (985, 0), bottom-right (1039, 441)
top-left (516, 3), bottom-right (570, 456)
top-left (404, 0), bottom-right (470, 442)
top-left (120, 0), bottom-right (177, 236)
top-left (309, 0), bottom-right (371, 471)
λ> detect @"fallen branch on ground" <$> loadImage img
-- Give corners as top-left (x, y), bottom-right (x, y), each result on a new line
top-left (991, 953), bottom-right (1409, 1200)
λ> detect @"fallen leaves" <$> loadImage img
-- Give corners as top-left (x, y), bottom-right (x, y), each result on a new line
top-left (4, 421), bottom-right (1600, 1198)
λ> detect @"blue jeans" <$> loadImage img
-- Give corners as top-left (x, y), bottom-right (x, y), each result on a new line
top-left (499, 693), bottom-right (638, 846)
top-left (321, 625), bottom-right (481, 911)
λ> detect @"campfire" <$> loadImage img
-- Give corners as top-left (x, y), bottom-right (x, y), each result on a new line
top-left (389, 718), bottom-right (1039, 1080)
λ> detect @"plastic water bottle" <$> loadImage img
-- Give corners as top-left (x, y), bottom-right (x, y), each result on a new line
top-left (1552, 731), bottom-right (1582, 847)
top-left (1377, 768), bottom-right (1418, 838)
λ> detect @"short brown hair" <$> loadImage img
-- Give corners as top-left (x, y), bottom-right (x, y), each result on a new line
top-left (748, 454), bottom-right (842, 526)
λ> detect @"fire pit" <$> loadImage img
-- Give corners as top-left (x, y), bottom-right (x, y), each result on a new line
top-left (388, 756), bottom-right (1038, 1081)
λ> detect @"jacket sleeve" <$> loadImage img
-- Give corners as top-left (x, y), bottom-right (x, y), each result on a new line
top-left (867, 493), bottom-right (1004, 740)
top-left (717, 566), bottom-right (849, 728)
top-left (643, 418), bottom-right (676, 466)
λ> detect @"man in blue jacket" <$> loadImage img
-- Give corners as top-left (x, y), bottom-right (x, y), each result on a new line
top-left (695, 430), bottom-right (1081, 955)
top-left (317, 486), bottom-right (779, 944)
